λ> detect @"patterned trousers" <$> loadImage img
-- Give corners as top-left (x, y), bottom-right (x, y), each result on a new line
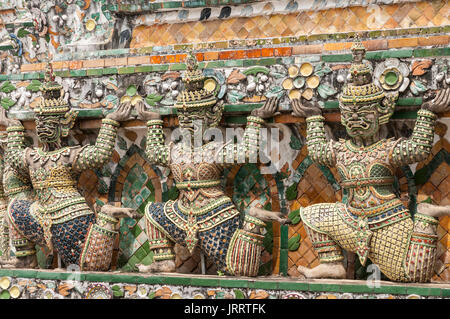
top-left (300, 201), bottom-right (438, 282)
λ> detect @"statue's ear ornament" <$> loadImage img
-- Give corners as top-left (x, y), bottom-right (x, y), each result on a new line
top-left (378, 92), bottom-right (398, 125)
top-left (60, 109), bottom-right (78, 137)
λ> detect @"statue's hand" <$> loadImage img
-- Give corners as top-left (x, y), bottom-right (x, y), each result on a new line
top-left (422, 88), bottom-right (450, 113)
top-left (106, 101), bottom-right (133, 122)
top-left (291, 98), bottom-right (322, 118)
top-left (0, 107), bottom-right (21, 127)
top-left (136, 101), bottom-right (161, 121)
top-left (250, 97), bottom-right (280, 119)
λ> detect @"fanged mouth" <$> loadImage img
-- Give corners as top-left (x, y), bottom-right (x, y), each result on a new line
top-left (347, 121), bottom-right (370, 130)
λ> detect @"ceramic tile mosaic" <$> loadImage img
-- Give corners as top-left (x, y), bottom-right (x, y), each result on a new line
top-left (130, 0), bottom-right (449, 47)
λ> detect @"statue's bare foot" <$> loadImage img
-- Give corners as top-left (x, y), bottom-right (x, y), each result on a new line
top-left (249, 207), bottom-right (292, 225)
top-left (417, 203), bottom-right (450, 218)
top-left (100, 204), bottom-right (140, 219)
top-left (136, 260), bottom-right (176, 273)
top-left (297, 262), bottom-right (346, 279)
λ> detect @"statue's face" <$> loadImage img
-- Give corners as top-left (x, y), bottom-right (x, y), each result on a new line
top-left (352, 49), bottom-right (365, 63)
top-left (340, 103), bottom-right (379, 139)
top-left (352, 73), bottom-right (371, 86)
top-left (35, 115), bottom-right (62, 144)
top-left (177, 108), bottom-right (209, 136)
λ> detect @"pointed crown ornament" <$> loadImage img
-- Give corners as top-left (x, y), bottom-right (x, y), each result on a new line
top-left (339, 40), bottom-right (397, 125)
top-left (36, 62), bottom-right (78, 136)
top-left (36, 63), bottom-right (70, 116)
top-left (174, 52), bottom-right (217, 111)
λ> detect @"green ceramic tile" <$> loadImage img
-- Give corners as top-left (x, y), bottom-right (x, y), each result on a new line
top-left (103, 67), bottom-right (118, 75)
top-left (135, 65), bottom-right (153, 73)
top-left (259, 58), bottom-right (278, 66)
top-left (118, 67), bottom-right (135, 74)
top-left (191, 277), bottom-right (220, 287)
top-left (278, 281), bottom-right (309, 291)
top-left (441, 289), bottom-right (450, 297)
top-left (133, 245), bottom-right (148, 261)
top-left (309, 283), bottom-right (342, 293)
top-left (406, 287), bottom-right (441, 297)
top-left (391, 111), bottom-right (417, 119)
top-left (225, 116), bottom-right (247, 124)
top-left (9, 74), bottom-right (24, 81)
top-left (340, 284), bottom-right (374, 294)
top-left (219, 279), bottom-right (249, 288)
top-left (413, 48), bottom-right (445, 58)
top-left (11, 269), bottom-right (38, 279)
top-left (110, 274), bottom-right (141, 284)
top-left (249, 281), bottom-right (278, 290)
top-left (69, 69), bottom-right (87, 77)
top-left (397, 97), bottom-right (422, 106)
top-left (0, 269), bottom-right (17, 277)
top-left (224, 59), bottom-right (244, 67)
top-left (138, 276), bottom-right (164, 285)
top-left (163, 276), bottom-right (191, 286)
top-left (374, 285), bottom-right (407, 295)
top-left (35, 271), bottom-right (62, 280)
top-left (205, 61), bottom-right (225, 69)
top-left (322, 54), bottom-right (352, 62)
top-left (86, 68), bottom-right (103, 76)
top-left (152, 64), bottom-right (169, 72)
top-left (84, 273), bottom-right (112, 283)
top-left (54, 70), bottom-right (70, 78)
top-left (169, 63), bottom-right (187, 71)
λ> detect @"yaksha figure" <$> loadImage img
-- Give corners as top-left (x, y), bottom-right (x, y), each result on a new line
top-left (0, 132), bottom-right (34, 264)
top-left (136, 53), bottom-right (290, 276)
top-left (0, 64), bottom-right (138, 270)
top-left (291, 40), bottom-right (450, 282)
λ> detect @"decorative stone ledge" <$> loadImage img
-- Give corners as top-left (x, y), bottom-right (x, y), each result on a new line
top-left (0, 269), bottom-right (448, 299)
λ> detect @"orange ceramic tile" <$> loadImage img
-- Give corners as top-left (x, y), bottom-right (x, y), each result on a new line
top-left (82, 59), bottom-right (105, 69)
top-left (218, 50), bottom-right (245, 60)
top-left (104, 57), bottom-right (127, 67)
top-left (20, 63), bottom-right (37, 72)
top-left (195, 53), bottom-right (204, 62)
top-left (175, 54), bottom-right (187, 63)
top-left (363, 39), bottom-right (388, 51)
top-left (274, 47), bottom-right (292, 57)
top-left (323, 42), bottom-right (353, 51)
top-left (261, 48), bottom-right (274, 57)
top-left (52, 61), bottom-right (69, 70)
top-left (162, 55), bottom-right (176, 64)
top-left (127, 56), bottom-right (151, 65)
top-left (388, 37), bottom-right (419, 48)
top-left (246, 49), bottom-right (261, 59)
top-left (383, 17), bottom-right (400, 29)
top-left (150, 55), bottom-right (162, 64)
top-left (69, 60), bottom-right (83, 70)
top-left (418, 35), bottom-right (449, 46)
top-left (203, 51), bottom-right (219, 61)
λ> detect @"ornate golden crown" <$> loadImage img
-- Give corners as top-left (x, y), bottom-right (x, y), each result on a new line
top-left (339, 40), bottom-right (396, 125)
top-left (340, 83), bottom-right (385, 105)
top-left (174, 53), bottom-right (217, 110)
top-left (351, 38), bottom-right (365, 51)
top-left (35, 63), bottom-right (70, 116)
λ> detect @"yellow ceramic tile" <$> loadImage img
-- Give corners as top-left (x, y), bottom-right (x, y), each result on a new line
top-left (268, 14), bottom-right (282, 26)
top-left (415, 15), bottom-right (431, 27)
top-left (407, 7), bottom-right (423, 21)
top-left (398, 15), bottom-right (415, 28)
top-left (192, 21), bottom-right (206, 34)
top-left (384, 17), bottom-right (400, 29)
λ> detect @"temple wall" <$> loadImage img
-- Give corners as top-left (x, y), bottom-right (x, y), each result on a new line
top-left (0, 0), bottom-right (448, 281)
